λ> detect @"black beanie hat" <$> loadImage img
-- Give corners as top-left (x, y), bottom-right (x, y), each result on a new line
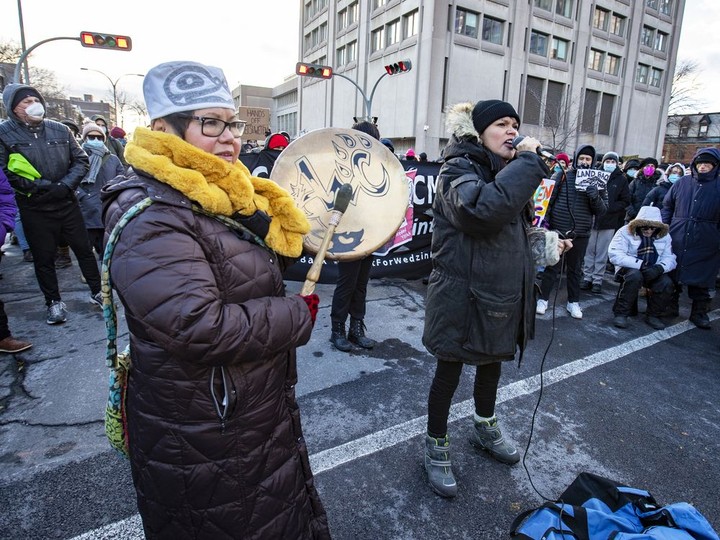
top-left (471, 99), bottom-right (520, 136)
top-left (11, 87), bottom-right (42, 110)
top-left (639, 157), bottom-right (659, 169)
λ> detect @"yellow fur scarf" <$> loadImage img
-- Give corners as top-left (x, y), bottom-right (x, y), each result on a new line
top-left (124, 127), bottom-right (309, 257)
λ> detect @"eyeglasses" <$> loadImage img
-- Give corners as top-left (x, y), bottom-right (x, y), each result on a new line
top-left (86, 134), bottom-right (104, 141)
top-left (180, 115), bottom-right (246, 138)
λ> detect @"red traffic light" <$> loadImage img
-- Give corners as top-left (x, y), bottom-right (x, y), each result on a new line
top-left (80, 31), bottom-right (132, 51)
top-left (296, 62), bottom-right (333, 79)
top-left (384, 59), bottom-right (412, 75)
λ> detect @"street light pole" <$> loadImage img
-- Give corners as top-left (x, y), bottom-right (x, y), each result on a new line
top-left (80, 68), bottom-right (144, 125)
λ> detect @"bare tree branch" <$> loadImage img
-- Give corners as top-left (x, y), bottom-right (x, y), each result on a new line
top-left (668, 58), bottom-right (706, 115)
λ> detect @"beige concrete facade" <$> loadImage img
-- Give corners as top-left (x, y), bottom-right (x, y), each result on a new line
top-left (296, 0), bottom-right (685, 160)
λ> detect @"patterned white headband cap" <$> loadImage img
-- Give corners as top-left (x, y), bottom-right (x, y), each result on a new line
top-left (143, 61), bottom-right (235, 120)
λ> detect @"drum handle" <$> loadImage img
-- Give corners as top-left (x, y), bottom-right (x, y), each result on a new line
top-left (300, 183), bottom-right (353, 296)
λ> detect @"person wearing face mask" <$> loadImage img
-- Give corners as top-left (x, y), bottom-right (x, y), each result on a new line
top-left (90, 114), bottom-right (127, 167)
top-left (537, 145), bottom-right (607, 319)
top-left (580, 151), bottom-right (630, 294)
top-left (608, 205), bottom-right (676, 330)
top-left (100, 61), bottom-right (328, 538)
top-left (642, 163), bottom-right (685, 209)
top-left (626, 157), bottom-right (661, 222)
top-left (0, 83), bottom-right (103, 325)
top-left (661, 148), bottom-right (720, 329)
top-left (75, 123), bottom-right (124, 256)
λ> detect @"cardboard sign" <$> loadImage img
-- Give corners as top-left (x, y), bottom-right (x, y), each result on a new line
top-left (533, 178), bottom-right (555, 227)
top-left (575, 168), bottom-right (610, 191)
top-left (238, 107), bottom-right (270, 141)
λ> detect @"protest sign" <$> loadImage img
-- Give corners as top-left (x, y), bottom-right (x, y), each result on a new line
top-left (533, 178), bottom-right (555, 227)
top-left (238, 107), bottom-right (270, 141)
top-left (575, 168), bottom-right (610, 191)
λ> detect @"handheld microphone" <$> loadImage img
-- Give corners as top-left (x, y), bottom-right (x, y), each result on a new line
top-left (512, 135), bottom-right (557, 162)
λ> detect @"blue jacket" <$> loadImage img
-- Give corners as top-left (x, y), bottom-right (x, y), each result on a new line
top-left (661, 147), bottom-right (720, 288)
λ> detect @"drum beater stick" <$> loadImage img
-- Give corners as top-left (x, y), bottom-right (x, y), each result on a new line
top-left (300, 183), bottom-right (353, 295)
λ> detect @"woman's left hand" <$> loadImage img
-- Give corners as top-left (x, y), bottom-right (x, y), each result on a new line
top-left (558, 238), bottom-right (573, 257)
top-left (298, 294), bottom-right (319, 326)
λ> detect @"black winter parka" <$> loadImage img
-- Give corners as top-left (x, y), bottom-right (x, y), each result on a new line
top-left (422, 132), bottom-right (548, 365)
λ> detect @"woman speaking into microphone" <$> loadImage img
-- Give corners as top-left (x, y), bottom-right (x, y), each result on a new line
top-left (422, 99), bottom-right (570, 498)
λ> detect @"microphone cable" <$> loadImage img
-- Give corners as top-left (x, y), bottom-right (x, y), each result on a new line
top-left (521, 236), bottom-right (569, 503)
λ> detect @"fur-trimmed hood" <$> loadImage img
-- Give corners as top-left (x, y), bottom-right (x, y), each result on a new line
top-left (445, 102), bottom-right (480, 140)
top-left (628, 205), bottom-right (668, 237)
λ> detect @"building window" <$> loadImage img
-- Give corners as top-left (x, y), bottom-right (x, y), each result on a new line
top-left (371, 27), bottom-right (384, 52)
top-left (598, 93), bottom-right (615, 135)
top-left (373, 0), bottom-right (386, 9)
top-left (659, 0), bottom-right (672, 15)
top-left (523, 76), bottom-right (544, 125)
top-left (646, 0), bottom-right (658, 8)
top-left (336, 46), bottom-right (346, 66)
top-left (636, 64), bottom-right (649, 84)
top-left (641, 26), bottom-right (655, 48)
top-left (347, 40), bottom-right (357, 62)
top-left (455, 8), bottom-right (479, 38)
top-left (605, 54), bottom-right (621, 75)
top-left (482, 16), bottom-right (503, 44)
top-left (551, 37), bottom-right (568, 61)
top-left (386, 19), bottom-right (401, 46)
top-left (337, 8), bottom-right (347, 31)
top-left (654, 31), bottom-right (668, 52)
top-left (544, 80), bottom-right (565, 127)
top-left (699, 123), bottom-right (708, 136)
top-left (589, 49), bottom-right (604, 71)
top-left (556, 0), bottom-right (572, 18)
top-left (348, 1), bottom-right (358, 24)
top-left (593, 7), bottom-right (609, 31)
top-left (533, 0), bottom-right (553, 11)
top-left (529, 30), bottom-right (549, 56)
top-left (650, 68), bottom-right (662, 87)
top-left (403, 10), bottom-right (419, 39)
top-left (582, 89), bottom-right (599, 133)
top-left (609, 13), bottom-right (626, 37)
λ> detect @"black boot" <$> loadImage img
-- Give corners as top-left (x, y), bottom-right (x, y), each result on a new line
top-left (348, 318), bottom-right (376, 349)
top-left (689, 299), bottom-right (712, 330)
top-left (330, 321), bottom-right (353, 352)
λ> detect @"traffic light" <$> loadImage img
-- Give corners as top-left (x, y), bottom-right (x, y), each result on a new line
top-left (80, 32), bottom-right (132, 51)
top-left (384, 59), bottom-right (412, 75)
top-left (296, 62), bottom-right (333, 79)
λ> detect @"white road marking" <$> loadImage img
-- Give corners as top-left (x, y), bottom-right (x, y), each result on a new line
top-left (69, 315), bottom-right (716, 540)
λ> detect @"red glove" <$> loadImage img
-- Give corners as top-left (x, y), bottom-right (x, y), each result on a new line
top-left (298, 294), bottom-right (319, 326)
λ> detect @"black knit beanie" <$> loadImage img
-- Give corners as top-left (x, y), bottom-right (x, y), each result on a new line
top-left (471, 100), bottom-right (520, 136)
top-left (11, 87), bottom-right (42, 110)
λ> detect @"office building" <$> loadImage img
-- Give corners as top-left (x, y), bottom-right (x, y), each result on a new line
top-left (298, 0), bottom-right (685, 158)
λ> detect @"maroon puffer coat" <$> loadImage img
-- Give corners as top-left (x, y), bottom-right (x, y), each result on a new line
top-left (102, 173), bottom-right (330, 540)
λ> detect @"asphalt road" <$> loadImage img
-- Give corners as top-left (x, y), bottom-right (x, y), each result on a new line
top-left (0, 241), bottom-right (718, 540)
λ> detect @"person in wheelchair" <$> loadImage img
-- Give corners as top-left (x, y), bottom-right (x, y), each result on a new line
top-left (608, 205), bottom-right (676, 330)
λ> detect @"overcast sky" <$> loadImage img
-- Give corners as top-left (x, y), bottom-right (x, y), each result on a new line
top-left (1, 0), bottom-right (718, 119)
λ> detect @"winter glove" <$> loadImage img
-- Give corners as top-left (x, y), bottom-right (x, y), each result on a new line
top-left (584, 184), bottom-right (599, 200)
top-left (233, 209), bottom-right (271, 240)
top-left (298, 294), bottom-right (319, 326)
top-left (641, 264), bottom-right (664, 282)
top-left (34, 182), bottom-right (70, 203)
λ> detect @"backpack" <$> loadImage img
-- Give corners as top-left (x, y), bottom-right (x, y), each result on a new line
top-left (510, 472), bottom-right (719, 540)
